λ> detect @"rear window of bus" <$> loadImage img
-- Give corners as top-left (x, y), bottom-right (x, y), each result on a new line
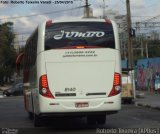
top-left (45, 22), bottom-right (115, 50)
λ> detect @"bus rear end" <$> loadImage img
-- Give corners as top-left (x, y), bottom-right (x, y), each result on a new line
top-left (35, 19), bottom-right (121, 125)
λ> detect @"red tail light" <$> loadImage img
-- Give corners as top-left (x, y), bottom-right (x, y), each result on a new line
top-left (108, 73), bottom-right (121, 97)
top-left (105, 19), bottom-right (112, 24)
top-left (114, 73), bottom-right (121, 86)
top-left (59, 45), bottom-right (102, 49)
top-left (39, 75), bottom-right (54, 98)
top-left (46, 20), bottom-right (52, 27)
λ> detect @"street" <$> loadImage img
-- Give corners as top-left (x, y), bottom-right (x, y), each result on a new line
top-left (1, 0), bottom-right (160, 134)
top-left (0, 96), bottom-right (160, 134)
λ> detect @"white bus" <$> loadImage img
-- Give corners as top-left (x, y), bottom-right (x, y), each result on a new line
top-left (23, 18), bottom-right (122, 126)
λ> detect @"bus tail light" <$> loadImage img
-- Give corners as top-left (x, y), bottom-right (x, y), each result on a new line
top-left (46, 20), bottom-right (52, 27)
top-left (76, 46), bottom-right (85, 49)
top-left (39, 74), bottom-right (54, 98)
top-left (108, 73), bottom-right (121, 97)
top-left (105, 19), bottom-right (112, 24)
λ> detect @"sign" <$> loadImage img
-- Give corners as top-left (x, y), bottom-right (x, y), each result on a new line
top-left (53, 30), bottom-right (105, 40)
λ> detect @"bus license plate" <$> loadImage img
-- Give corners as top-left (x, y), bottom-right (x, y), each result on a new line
top-left (75, 102), bottom-right (89, 108)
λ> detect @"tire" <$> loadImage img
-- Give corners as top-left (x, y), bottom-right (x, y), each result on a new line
top-left (3, 92), bottom-right (10, 96)
top-left (96, 114), bottom-right (106, 125)
top-left (34, 114), bottom-right (43, 127)
top-left (28, 112), bottom-right (34, 120)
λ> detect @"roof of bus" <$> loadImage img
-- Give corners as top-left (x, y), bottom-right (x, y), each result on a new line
top-left (48, 18), bottom-right (108, 23)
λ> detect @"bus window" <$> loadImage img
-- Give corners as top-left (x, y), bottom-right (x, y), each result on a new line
top-left (45, 22), bottom-right (115, 50)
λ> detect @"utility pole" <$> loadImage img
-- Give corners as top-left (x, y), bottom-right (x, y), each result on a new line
top-left (140, 36), bottom-right (144, 57)
top-left (145, 40), bottom-right (148, 58)
top-left (126, 0), bottom-right (133, 68)
top-left (99, 0), bottom-right (108, 19)
top-left (103, 0), bottom-right (105, 18)
top-left (102, 0), bottom-right (108, 19)
top-left (85, 0), bottom-right (90, 18)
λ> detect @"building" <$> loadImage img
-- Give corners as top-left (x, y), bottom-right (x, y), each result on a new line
top-left (13, 33), bottom-right (21, 53)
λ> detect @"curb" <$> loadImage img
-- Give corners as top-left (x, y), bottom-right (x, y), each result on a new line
top-left (0, 95), bottom-right (4, 98)
top-left (135, 102), bottom-right (160, 111)
top-left (0, 95), bottom-right (23, 99)
top-left (136, 93), bottom-right (145, 99)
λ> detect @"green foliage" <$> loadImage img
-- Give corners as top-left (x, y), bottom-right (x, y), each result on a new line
top-left (0, 22), bottom-right (15, 46)
top-left (0, 22), bottom-right (16, 84)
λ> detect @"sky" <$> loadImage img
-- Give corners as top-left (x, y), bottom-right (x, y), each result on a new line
top-left (0, 0), bottom-right (160, 44)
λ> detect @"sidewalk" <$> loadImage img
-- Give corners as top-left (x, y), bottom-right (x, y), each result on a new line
top-left (135, 90), bottom-right (160, 110)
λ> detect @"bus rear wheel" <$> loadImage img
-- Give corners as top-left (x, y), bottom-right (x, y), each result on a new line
top-left (34, 114), bottom-right (43, 127)
top-left (28, 112), bottom-right (34, 120)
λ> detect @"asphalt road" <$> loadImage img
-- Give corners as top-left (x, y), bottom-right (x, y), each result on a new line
top-left (0, 96), bottom-right (160, 134)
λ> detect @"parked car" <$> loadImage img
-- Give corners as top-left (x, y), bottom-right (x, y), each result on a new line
top-left (3, 83), bottom-right (23, 96)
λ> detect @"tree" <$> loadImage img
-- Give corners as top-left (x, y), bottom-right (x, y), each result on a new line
top-left (0, 22), bottom-right (16, 85)
top-left (0, 22), bottom-right (15, 46)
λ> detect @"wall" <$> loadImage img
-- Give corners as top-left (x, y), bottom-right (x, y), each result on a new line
top-left (136, 58), bottom-right (160, 91)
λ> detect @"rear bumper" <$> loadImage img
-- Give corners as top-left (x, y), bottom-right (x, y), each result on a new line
top-left (39, 111), bottom-right (118, 117)
top-left (37, 94), bottom-right (121, 115)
